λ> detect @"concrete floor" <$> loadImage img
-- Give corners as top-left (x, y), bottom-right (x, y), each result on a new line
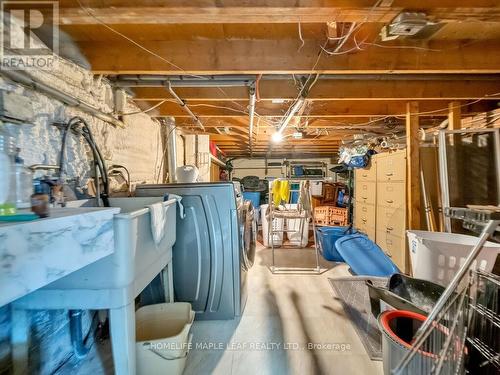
top-left (183, 243), bottom-right (383, 375)
top-left (59, 242), bottom-right (383, 375)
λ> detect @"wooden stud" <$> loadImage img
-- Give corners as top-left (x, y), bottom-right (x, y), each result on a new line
top-left (406, 101), bottom-right (421, 231)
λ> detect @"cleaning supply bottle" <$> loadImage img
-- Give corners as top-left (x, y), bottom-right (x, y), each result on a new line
top-left (0, 122), bottom-right (17, 216)
top-left (14, 148), bottom-right (33, 209)
top-left (31, 180), bottom-right (50, 218)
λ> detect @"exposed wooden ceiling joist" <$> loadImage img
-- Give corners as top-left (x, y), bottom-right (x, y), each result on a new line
top-left (73, 39), bottom-right (500, 74)
top-left (131, 79), bottom-right (500, 101)
top-left (59, 2), bottom-right (500, 25)
top-left (149, 100), bottom-right (494, 117)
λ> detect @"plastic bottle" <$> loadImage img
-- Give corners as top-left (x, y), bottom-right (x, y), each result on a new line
top-left (14, 148), bottom-right (33, 209)
top-left (0, 122), bottom-right (17, 216)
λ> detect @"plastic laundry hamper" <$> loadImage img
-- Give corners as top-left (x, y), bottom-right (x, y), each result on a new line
top-left (261, 204), bottom-right (284, 247)
top-left (285, 204), bottom-right (309, 247)
top-left (136, 302), bottom-right (194, 375)
top-left (407, 230), bottom-right (500, 287)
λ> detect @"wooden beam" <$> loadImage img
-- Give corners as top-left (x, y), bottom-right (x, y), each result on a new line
top-left (152, 100), bottom-right (493, 117)
top-left (448, 101), bottom-right (462, 130)
top-left (73, 40), bottom-right (500, 74)
top-left (132, 80), bottom-right (500, 101)
top-left (58, 3), bottom-right (500, 25)
top-left (406, 101), bottom-right (421, 233)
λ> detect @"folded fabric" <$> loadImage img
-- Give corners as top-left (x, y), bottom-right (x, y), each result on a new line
top-left (147, 202), bottom-right (170, 245)
top-left (164, 193), bottom-right (185, 219)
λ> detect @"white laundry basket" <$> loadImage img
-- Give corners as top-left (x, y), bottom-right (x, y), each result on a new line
top-left (136, 302), bottom-right (194, 375)
top-left (261, 204), bottom-right (284, 247)
top-left (285, 204), bottom-right (309, 247)
top-left (407, 230), bottom-right (500, 287)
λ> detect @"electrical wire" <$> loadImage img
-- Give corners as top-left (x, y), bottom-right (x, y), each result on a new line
top-left (297, 22), bottom-right (305, 52)
top-left (122, 99), bottom-right (175, 115)
top-left (75, 0), bottom-right (209, 80)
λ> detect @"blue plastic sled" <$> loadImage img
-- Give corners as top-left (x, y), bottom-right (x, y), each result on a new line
top-left (335, 234), bottom-right (399, 277)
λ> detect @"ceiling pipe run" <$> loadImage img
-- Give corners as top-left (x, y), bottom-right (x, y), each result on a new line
top-left (112, 73), bottom-right (500, 88)
top-left (167, 81), bottom-right (205, 131)
top-left (248, 84), bottom-right (256, 157)
top-left (2, 70), bottom-right (125, 128)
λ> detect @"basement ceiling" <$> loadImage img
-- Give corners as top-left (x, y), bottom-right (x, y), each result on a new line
top-left (53, 0), bottom-right (500, 157)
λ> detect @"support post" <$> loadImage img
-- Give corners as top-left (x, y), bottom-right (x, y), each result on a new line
top-left (406, 101), bottom-right (421, 232)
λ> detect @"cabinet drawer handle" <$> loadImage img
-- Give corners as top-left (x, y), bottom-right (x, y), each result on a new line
top-left (362, 197), bottom-right (368, 200)
top-left (385, 252), bottom-right (392, 258)
top-left (362, 218), bottom-right (367, 222)
top-left (386, 199), bottom-right (394, 204)
top-left (386, 172), bottom-right (393, 176)
top-left (362, 174), bottom-right (368, 177)
top-left (386, 226), bottom-right (394, 231)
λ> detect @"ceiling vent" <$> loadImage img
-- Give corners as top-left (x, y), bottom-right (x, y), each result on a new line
top-left (381, 12), bottom-right (434, 41)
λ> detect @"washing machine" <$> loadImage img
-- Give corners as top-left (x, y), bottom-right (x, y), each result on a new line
top-left (136, 182), bottom-right (255, 320)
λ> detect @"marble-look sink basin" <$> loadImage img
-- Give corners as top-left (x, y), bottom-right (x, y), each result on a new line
top-left (0, 207), bottom-right (119, 307)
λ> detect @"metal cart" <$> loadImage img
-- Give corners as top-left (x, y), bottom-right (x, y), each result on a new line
top-left (266, 179), bottom-right (321, 274)
top-left (392, 207), bottom-right (500, 375)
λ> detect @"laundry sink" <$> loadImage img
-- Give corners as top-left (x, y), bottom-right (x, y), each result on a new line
top-left (42, 197), bottom-right (177, 296)
top-left (11, 197), bottom-right (177, 375)
top-left (0, 206), bottom-right (119, 307)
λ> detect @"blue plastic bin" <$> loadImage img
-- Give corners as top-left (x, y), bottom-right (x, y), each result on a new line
top-left (315, 226), bottom-right (355, 262)
top-left (290, 191), bottom-right (299, 204)
top-left (243, 191), bottom-right (261, 208)
top-left (335, 234), bottom-right (399, 277)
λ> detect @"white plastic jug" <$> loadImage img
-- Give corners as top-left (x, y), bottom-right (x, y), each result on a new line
top-left (176, 165), bottom-right (199, 183)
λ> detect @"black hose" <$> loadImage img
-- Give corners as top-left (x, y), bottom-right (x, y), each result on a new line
top-left (61, 116), bottom-right (110, 207)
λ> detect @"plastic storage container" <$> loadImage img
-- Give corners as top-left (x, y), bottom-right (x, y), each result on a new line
top-left (261, 204), bottom-right (284, 247)
top-left (336, 234), bottom-right (399, 277)
top-left (407, 230), bottom-right (500, 287)
top-left (242, 191), bottom-right (261, 209)
top-left (136, 302), bottom-right (194, 375)
top-left (315, 226), bottom-right (354, 262)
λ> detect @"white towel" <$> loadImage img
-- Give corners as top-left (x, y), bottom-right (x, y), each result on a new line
top-left (148, 202), bottom-right (170, 245)
top-left (165, 193), bottom-right (186, 219)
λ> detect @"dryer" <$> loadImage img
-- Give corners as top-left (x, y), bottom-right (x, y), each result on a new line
top-left (136, 182), bottom-right (255, 320)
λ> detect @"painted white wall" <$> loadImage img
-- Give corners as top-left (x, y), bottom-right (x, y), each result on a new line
top-left (0, 57), bottom-right (164, 190)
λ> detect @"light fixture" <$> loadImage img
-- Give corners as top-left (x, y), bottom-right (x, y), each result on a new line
top-left (276, 97), bottom-right (305, 135)
top-left (271, 132), bottom-right (283, 143)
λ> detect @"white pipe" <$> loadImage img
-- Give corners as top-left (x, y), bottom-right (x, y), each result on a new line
top-left (1, 70), bottom-right (125, 128)
top-left (167, 82), bottom-right (205, 131)
top-left (165, 118), bottom-right (177, 183)
top-left (248, 85), bottom-right (256, 156)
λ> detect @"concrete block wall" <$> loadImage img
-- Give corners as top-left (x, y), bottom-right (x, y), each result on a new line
top-left (0, 53), bottom-right (165, 373)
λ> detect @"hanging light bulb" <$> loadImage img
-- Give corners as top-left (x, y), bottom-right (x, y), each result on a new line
top-left (271, 132), bottom-right (283, 143)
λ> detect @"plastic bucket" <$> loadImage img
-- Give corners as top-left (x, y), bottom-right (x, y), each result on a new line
top-left (136, 302), bottom-right (194, 375)
top-left (315, 226), bottom-right (353, 262)
top-left (242, 191), bottom-right (261, 208)
top-left (407, 230), bottom-right (500, 287)
top-left (261, 204), bottom-right (284, 247)
top-left (378, 310), bottom-right (460, 375)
